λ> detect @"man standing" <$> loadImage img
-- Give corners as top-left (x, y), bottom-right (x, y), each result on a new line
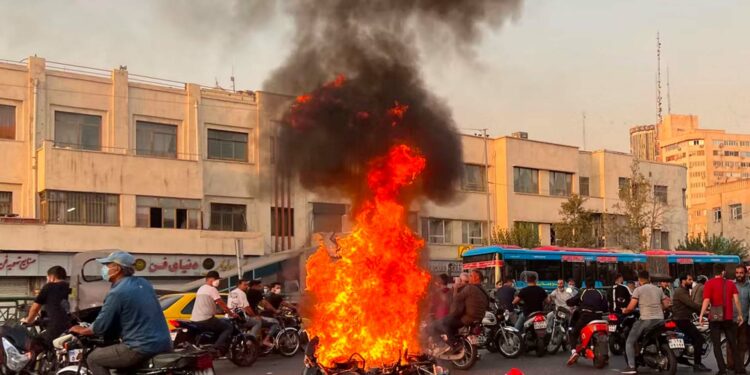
top-left (512, 273), bottom-right (547, 331)
top-left (727, 266), bottom-right (750, 371)
top-left (699, 264), bottom-right (745, 375)
top-left (23, 266), bottom-right (71, 347)
top-left (692, 275), bottom-right (707, 305)
top-left (228, 279), bottom-right (263, 343)
top-left (611, 274), bottom-right (631, 314)
top-left (190, 271), bottom-right (236, 355)
top-left (495, 278), bottom-right (516, 312)
top-left (672, 274), bottom-right (711, 372)
top-left (69, 251), bottom-right (171, 375)
top-left (621, 271), bottom-right (670, 375)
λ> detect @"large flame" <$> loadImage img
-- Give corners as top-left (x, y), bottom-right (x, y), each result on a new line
top-left (305, 143), bottom-right (431, 369)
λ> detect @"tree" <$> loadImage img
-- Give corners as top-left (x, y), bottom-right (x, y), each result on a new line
top-left (554, 194), bottom-right (597, 248)
top-left (606, 159), bottom-right (669, 252)
top-left (491, 223), bottom-right (541, 248)
top-left (677, 232), bottom-right (749, 259)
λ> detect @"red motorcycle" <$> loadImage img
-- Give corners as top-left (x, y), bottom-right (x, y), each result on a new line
top-left (567, 319), bottom-right (609, 369)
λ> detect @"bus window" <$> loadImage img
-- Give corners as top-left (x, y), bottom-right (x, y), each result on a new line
top-left (504, 259), bottom-right (526, 282)
top-left (597, 262), bottom-right (618, 287)
top-left (527, 260), bottom-right (560, 284)
top-left (674, 263), bottom-right (693, 279)
top-left (619, 262), bottom-right (638, 282)
top-left (561, 262), bottom-right (585, 288)
top-left (694, 263), bottom-right (712, 278)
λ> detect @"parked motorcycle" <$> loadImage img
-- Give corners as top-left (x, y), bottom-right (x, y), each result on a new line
top-left (520, 311), bottom-right (548, 357)
top-left (623, 320), bottom-right (681, 375)
top-left (259, 306), bottom-right (301, 357)
top-left (491, 309), bottom-right (524, 359)
top-left (172, 312), bottom-right (259, 367)
top-left (567, 319), bottom-right (609, 369)
top-left (545, 306), bottom-right (571, 354)
top-left (607, 311), bottom-right (638, 355)
top-left (53, 333), bottom-right (215, 375)
top-left (0, 321), bottom-right (56, 374)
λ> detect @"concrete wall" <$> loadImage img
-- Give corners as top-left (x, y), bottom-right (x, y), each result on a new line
top-left (706, 179), bottom-right (750, 248)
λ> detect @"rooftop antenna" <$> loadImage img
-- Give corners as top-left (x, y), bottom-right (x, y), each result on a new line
top-left (230, 65), bottom-right (236, 93)
top-left (666, 65), bottom-right (672, 114)
top-left (655, 32), bottom-right (663, 160)
top-left (581, 111), bottom-right (587, 150)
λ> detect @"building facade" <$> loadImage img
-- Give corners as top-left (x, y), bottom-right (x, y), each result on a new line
top-left (630, 124), bottom-right (657, 161)
top-left (705, 179), bottom-right (750, 246)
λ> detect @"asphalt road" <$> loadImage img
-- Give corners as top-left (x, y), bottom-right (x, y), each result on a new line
top-left (215, 348), bottom-right (729, 375)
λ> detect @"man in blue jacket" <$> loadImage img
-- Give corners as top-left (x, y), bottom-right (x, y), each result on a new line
top-left (69, 251), bottom-right (172, 375)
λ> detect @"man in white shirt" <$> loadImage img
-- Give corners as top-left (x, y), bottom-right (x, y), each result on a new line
top-left (190, 271), bottom-right (236, 355)
top-left (228, 279), bottom-right (263, 342)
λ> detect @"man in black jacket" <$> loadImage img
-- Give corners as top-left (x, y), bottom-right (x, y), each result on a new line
top-left (673, 274), bottom-right (711, 372)
top-left (566, 276), bottom-right (608, 366)
top-left (611, 273), bottom-right (631, 314)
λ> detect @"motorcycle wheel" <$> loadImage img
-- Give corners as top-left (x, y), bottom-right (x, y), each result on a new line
top-left (535, 337), bottom-right (546, 357)
top-left (546, 330), bottom-right (562, 354)
top-left (609, 335), bottom-right (624, 355)
top-left (658, 343), bottom-right (678, 375)
top-left (229, 337), bottom-right (259, 367)
top-left (719, 337), bottom-right (750, 367)
top-left (450, 338), bottom-right (478, 370)
top-left (496, 330), bottom-right (523, 359)
top-left (277, 328), bottom-right (301, 357)
top-left (593, 335), bottom-right (609, 369)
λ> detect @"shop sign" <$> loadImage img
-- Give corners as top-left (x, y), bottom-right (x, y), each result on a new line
top-left (597, 256), bottom-right (618, 263)
top-left (562, 255), bottom-right (585, 263)
top-left (428, 261), bottom-right (463, 276)
top-left (0, 253), bottom-right (39, 276)
top-left (134, 255), bottom-right (215, 277)
top-left (463, 260), bottom-right (503, 270)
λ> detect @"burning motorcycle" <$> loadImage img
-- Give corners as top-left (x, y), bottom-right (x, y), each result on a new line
top-left (303, 336), bottom-right (448, 375)
top-left (520, 311), bottom-right (548, 357)
top-left (566, 318), bottom-right (609, 369)
top-left (623, 319), bottom-right (681, 375)
top-left (172, 311), bottom-right (259, 367)
top-left (0, 321), bottom-right (56, 375)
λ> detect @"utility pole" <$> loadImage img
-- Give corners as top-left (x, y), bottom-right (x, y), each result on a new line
top-left (666, 66), bottom-right (672, 114)
top-left (581, 112), bottom-right (587, 150)
top-left (482, 129), bottom-right (492, 245)
top-left (655, 32), bottom-right (663, 160)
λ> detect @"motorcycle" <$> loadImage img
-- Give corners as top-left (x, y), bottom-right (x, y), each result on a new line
top-left (421, 321), bottom-right (480, 370)
top-left (520, 311), bottom-right (549, 357)
top-left (545, 306), bottom-right (571, 354)
top-left (259, 306), bottom-right (302, 357)
top-left (607, 311), bottom-right (638, 355)
top-left (172, 311), bottom-right (259, 367)
top-left (303, 336), bottom-right (448, 375)
top-left (0, 321), bottom-right (56, 375)
top-left (53, 333), bottom-right (215, 375)
top-left (623, 320), bottom-right (681, 375)
top-left (670, 314), bottom-right (711, 367)
top-left (488, 309), bottom-right (524, 359)
top-left (567, 318), bottom-right (609, 369)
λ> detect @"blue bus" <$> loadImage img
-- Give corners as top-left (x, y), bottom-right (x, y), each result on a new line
top-left (461, 245), bottom-right (741, 291)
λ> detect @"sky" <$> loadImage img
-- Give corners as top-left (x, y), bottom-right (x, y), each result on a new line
top-left (1, 0), bottom-right (748, 153)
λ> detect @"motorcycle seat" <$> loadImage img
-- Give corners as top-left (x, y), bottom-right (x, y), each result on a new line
top-left (149, 352), bottom-right (185, 368)
top-left (588, 320), bottom-right (607, 325)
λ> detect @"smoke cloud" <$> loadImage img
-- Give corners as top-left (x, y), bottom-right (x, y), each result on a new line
top-left (267, 0), bottom-right (522, 204)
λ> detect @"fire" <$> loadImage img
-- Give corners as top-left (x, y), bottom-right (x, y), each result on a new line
top-left (387, 101), bottom-right (409, 127)
top-left (305, 143), bottom-right (431, 369)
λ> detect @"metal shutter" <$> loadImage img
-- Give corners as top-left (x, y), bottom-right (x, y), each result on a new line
top-left (0, 278), bottom-right (30, 297)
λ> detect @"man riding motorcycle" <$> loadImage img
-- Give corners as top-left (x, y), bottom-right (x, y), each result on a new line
top-left (565, 276), bottom-right (608, 365)
top-left (672, 274), bottom-right (711, 372)
top-left (68, 251), bottom-right (172, 375)
top-left (190, 271), bottom-right (237, 356)
top-left (228, 278), bottom-right (263, 343)
top-left (621, 270), bottom-right (670, 375)
top-left (22, 266), bottom-right (71, 347)
top-left (432, 270), bottom-right (489, 351)
top-left (611, 273), bottom-right (631, 314)
top-left (546, 279), bottom-right (574, 323)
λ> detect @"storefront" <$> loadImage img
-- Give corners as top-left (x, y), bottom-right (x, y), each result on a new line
top-left (0, 252), bottom-right (73, 296)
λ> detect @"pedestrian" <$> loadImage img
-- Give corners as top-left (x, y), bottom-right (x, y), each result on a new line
top-left (430, 274), bottom-right (452, 320)
top-left (611, 273), bottom-right (632, 314)
top-left (699, 264), bottom-right (746, 375)
top-left (620, 270), bottom-right (670, 375)
top-left (727, 265), bottom-right (750, 370)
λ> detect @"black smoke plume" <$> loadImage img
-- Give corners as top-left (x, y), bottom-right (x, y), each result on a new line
top-left (266, 0), bottom-right (522, 204)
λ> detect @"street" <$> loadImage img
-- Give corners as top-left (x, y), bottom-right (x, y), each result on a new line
top-left (216, 349), bottom-right (727, 375)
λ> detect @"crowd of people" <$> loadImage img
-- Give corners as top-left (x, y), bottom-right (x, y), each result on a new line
top-left (429, 262), bottom-right (750, 375)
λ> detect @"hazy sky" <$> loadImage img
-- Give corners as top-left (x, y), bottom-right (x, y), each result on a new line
top-left (1, 0), bottom-right (748, 152)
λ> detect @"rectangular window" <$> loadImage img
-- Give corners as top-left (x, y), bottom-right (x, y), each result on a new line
top-left (461, 221), bottom-right (484, 245)
top-left (513, 167), bottom-right (539, 194)
top-left (54, 111), bottom-right (102, 151)
top-left (731, 204), bottom-right (743, 220)
top-left (654, 185), bottom-right (668, 204)
top-left (618, 177), bottom-right (630, 194)
top-left (579, 176), bottom-right (590, 197)
top-left (713, 208), bottom-right (722, 223)
top-left (421, 218), bottom-right (452, 244)
top-left (0, 104), bottom-right (15, 140)
top-left (461, 164), bottom-right (487, 192)
top-left (0, 191), bottom-right (11, 215)
top-left (40, 190), bottom-right (119, 225)
top-left (136, 121), bottom-right (177, 158)
top-left (549, 171), bottom-right (573, 196)
top-left (207, 129), bottom-right (248, 162)
top-left (682, 188), bottom-right (687, 208)
top-left (136, 196), bottom-right (201, 229)
top-left (270, 207), bottom-right (295, 236)
top-left (210, 203), bottom-right (246, 231)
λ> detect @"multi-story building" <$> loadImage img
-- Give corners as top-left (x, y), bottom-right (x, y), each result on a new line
top-left (630, 124), bottom-right (658, 161)
top-left (705, 179), bottom-right (750, 246)
top-left (635, 114), bottom-right (750, 235)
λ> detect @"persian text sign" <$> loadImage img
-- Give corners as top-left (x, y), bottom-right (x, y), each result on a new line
top-left (562, 255), bottom-right (585, 263)
top-left (463, 260), bottom-right (503, 269)
top-left (597, 256), bottom-right (618, 263)
top-left (0, 253), bottom-right (39, 276)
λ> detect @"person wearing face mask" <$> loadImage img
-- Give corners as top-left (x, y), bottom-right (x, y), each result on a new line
top-left (190, 271), bottom-right (236, 356)
top-left (68, 251), bottom-right (171, 375)
top-left (22, 266), bottom-right (71, 348)
top-left (260, 282), bottom-right (296, 317)
top-left (672, 274), bottom-right (711, 372)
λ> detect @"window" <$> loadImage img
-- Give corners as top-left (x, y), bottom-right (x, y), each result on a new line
top-left (40, 190), bottom-right (119, 225)
top-left (713, 208), bottom-right (722, 223)
top-left (0, 104), bottom-right (15, 140)
top-left (579, 176), bottom-right (590, 197)
top-left (207, 129), bottom-right (248, 162)
top-left (421, 218), bottom-right (452, 244)
top-left (661, 231), bottom-right (670, 250)
top-left (682, 188), bottom-right (687, 208)
top-left (654, 185), bottom-right (668, 204)
top-left (271, 207), bottom-right (295, 236)
top-left (725, 151), bottom-right (739, 157)
top-left (136, 196), bottom-right (201, 229)
top-left (210, 203), bottom-right (246, 231)
top-left (461, 221), bottom-right (484, 245)
top-left (462, 164), bottom-right (486, 192)
top-left (549, 171), bottom-right (573, 196)
top-left (731, 204), bottom-right (743, 220)
top-left (0, 192), bottom-right (11, 215)
top-left (513, 167), bottom-right (538, 194)
top-left (618, 177), bottom-right (630, 194)
top-left (136, 121), bottom-right (177, 158)
top-left (54, 111), bottom-right (101, 151)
